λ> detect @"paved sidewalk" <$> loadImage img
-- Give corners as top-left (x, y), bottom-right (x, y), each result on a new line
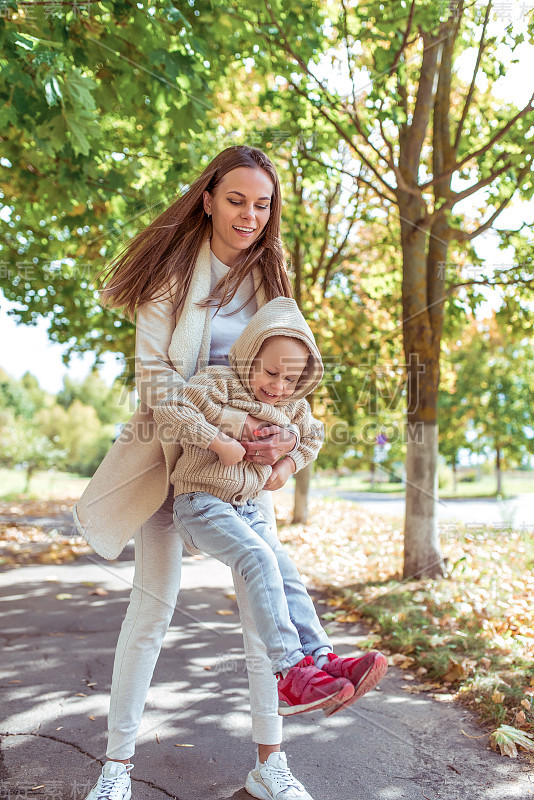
top-left (1, 545), bottom-right (532, 800)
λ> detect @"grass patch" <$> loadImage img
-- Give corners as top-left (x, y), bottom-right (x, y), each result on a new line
top-left (0, 468), bottom-right (89, 501)
top-left (274, 492), bottom-right (534, 751)
top-left (312, 471), bottom-right (534, 498)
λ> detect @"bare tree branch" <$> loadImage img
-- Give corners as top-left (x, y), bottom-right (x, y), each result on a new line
top-left (301, 151), bottom-right (398, 205)
top-left (389, 0), bottom-right (417, 74)
top-left (444, 160), bottom-right (512, 206)
top-left (288, 79), bottom-right (398, 195)
top-left (258, 0), bottom-right (358, 122)
top-left (446, 274), bottom-right (534, 295)
top-left (321, 205), bottom-right (359, 292)
top-left (451, 165), bottom-right (531, 241)
top-left (453, 0), bottom-right (492, 151)
top-left (315, 183), bottom-right (341, 278)
top-left (403, 32), bottom-right (444, 175)
top-left (421, 92), bottom-right (534, 189)
top-left (340, 0), bottom-right (359, 109)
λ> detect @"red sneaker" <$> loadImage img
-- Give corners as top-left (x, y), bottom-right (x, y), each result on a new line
top-left (277, 655), bottom-right (354, 716)
top-left (321, 650), bottom-right (388, 717)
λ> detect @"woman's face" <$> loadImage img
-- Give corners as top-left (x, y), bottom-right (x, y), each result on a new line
top-left (203, 167), bottom-right (273, 266)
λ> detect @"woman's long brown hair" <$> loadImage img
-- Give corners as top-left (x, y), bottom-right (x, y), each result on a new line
top-left (97, 146), bottom-right (293, 321)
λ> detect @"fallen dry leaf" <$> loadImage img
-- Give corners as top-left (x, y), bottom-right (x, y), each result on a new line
top-left (516, 710), bottom-right (527, 726)
top-left (174, 744), bottom-right (194, 747)
top-left (443, 658), bottom-right (471, 682)
top-left (402, 684), bottom-right (430, 694)
top-left (216, 609), bottom-right (234, 616)
top-left (88, 587), bottom-right (109, 596)
top-left (389, 654), bottom-right (415, 669)
top-left (490, 725), bottom-right (534, 758)
top-left (334, 612), bottom-right (361, 623)
top-left (492, 690), bottom-right (505, 704)
top-left (431, 693), bottom-right (454, 703)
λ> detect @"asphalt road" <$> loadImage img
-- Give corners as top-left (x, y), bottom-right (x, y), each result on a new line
top-left (309, 489), bottom-right (534, 529)
top-left (1, 545), bottom-right (532, 800)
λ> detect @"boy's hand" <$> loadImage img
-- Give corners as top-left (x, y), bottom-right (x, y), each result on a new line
top-left (263, 456), bottom-right (296, 491)
top-left (208, 431), bottom-right (246, 466)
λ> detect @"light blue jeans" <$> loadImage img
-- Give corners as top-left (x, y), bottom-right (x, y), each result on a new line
top-left (173, 491), bottom-right (332, 675)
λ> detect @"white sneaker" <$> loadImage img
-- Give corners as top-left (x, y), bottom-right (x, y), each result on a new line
top-left (85, 761), bottom-right (133, 800)
top-left (245, 751), bottom-right (314, 800)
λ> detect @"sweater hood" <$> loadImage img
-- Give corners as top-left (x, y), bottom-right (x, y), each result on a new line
top-left (228, 297), bottom-right (323, 404)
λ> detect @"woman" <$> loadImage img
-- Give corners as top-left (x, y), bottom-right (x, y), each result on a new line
top-left (75, 146), bottom-right (316, 800)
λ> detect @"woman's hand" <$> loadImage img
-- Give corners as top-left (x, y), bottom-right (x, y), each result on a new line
top-left (240, 414), bottom-right (297, 466)
top-left (263, 457), bottom-right (296, 491)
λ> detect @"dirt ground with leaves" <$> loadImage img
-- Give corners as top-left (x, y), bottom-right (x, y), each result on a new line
top-left (0, 498), bottom-right (90, 568)
top-left (1, 492), bottom-right (533, 766)
top-left (273, 494), bottom-right (534, 762)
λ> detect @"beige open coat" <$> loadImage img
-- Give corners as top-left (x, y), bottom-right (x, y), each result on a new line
top-left (73, 237), bottom-right (299, 560)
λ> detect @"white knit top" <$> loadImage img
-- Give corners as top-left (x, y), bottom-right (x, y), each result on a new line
top-left (208, 248), bottom-right (258, 366)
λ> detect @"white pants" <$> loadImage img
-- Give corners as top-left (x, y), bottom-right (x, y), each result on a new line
top-left (107, 487), bottom-right (282, 759)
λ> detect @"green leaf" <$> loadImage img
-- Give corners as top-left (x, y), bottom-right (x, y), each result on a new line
top-left (34, 115), bottom-right (68, 155)
top-left (63, 70), bottom-right (97, 111)
top-left (0, 103), bottom-right (18, 128)
top-left (13, 33), bottom-right (35, 51)
top-left (165, 4), bottom-right (193, 29)
top-left (44, 75), bottom-right (63, 106)
top-left (64, 110), bottom-right (100, 157)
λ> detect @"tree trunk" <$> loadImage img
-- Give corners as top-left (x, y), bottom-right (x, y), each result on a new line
top-left (399, 216), bottom-right (446, 579)
top-left (452, 461), bottom-right (457, 494)
top-left (403, 423), bottom-right (444, 578)
top-left (293, 463), bottom-right (311, 523)
top-left (496, 446), bottom-right (502, 496)
top-left (395, 25), bottom-right (455, 579)
top-left (370, 460), bottom-right (376, 489)
top-left (24, 464), bottom-right (35, 494)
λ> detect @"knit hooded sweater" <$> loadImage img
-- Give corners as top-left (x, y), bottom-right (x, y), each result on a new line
top-left (153, 297), bottom-right (325, 505)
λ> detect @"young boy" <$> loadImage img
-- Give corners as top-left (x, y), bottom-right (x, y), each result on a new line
top-left (153, 297), bottom-right (387, 717)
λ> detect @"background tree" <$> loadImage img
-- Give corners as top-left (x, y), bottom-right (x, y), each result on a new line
top-left (224, 0), bottom-right (534, 576)
top-left (0, 0), bottom-right (261, 361)
top-left (56, 369), bottom-right (130, 425)
top-left (2, 1), bottom-right (533, 576)
top-left (438, 341), bottom-right (474, 492)
top-left (0, 407), bottom-right (66, 491)
top-left (0, 367), bottom-right (128, 478)
top-left (441, 317), bottom-right (534, 495)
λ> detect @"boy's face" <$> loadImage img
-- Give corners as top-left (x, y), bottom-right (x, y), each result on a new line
top-left (249, 337), bottom-right (309, 405)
